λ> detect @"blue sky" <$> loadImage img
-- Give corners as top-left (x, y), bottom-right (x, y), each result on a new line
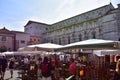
top-left (0, 0), bottom-right (120, 31)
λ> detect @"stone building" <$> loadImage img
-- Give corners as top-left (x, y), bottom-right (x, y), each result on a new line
top-left (24, 20), bottom-right (49, 44)
top-left (24, 3), bottom-right (120, 45)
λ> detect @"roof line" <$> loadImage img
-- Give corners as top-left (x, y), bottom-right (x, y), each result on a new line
top-left (52, 3), bottom-right (114, 25)
top-left (24, 20), bottom-right (51, 27)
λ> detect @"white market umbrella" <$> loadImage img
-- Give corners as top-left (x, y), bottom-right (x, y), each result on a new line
top-left (59, 39), bottom-right (120, 50)
top-left (0, 51), bottom-right (15, 56)
top-left (19, 43), bottom-right (64, 52)
top-left (64, 39), bottom-right (117, 47)
top-left (2, 51), bottom-right (14, 55)
top-left (28, 43), bottom-right (63, 48)
top-left (0, 53), bottom-right (5, 56)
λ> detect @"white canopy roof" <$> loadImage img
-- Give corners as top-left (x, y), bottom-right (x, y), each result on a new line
top-left (18, 43), bottom-right (64, 52)
top-left (18, 39), bottom-right (120, 52)
top-left (93, 50), bottom-right (105, 56)
top-left (0, 51), bottom-right (15, 56)
top-left (2, 51), bottom-right (14, 55)
top-left (101, 50), bottom-right (120, 55)
top-left (64, 39), bottom-right (117, 47)
top-left (56, 39), bottom-right (120, 51)
top-left (28, 43), bottom-right (63, 49)
top-left (92, 50), bottom-right (120, 56)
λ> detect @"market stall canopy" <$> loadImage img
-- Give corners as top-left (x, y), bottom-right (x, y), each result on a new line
top-left (57, 39), bottom-right (120, 51)
top-left (0, 53), bottom-right (6, 56)
top-left (2, 51), bottom-right (14, 55)
top-left (18, 43), bottom-right (64, 52)
top-left (93, 50), bottom-right (105, 56)
top-left (0, 51), bottom-right (16, 56)
top-left (101, 50), bottom-right (120, 55)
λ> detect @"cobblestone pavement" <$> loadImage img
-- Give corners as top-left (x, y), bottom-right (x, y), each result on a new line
top-left (4, 69), bottom-right (21, 80)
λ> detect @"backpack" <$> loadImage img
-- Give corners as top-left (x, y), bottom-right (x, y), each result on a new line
top-left (41, 63), bottom-right (49, 73)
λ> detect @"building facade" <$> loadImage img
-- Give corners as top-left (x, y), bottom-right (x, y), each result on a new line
top-left (24, 3), bottom-right (120, 45)
top-left (0, 27), bottom-right (15, 52)
top-left (28, 36), bottom-right (42, 45)
top-left (11, 31), bottom-right (30, 50)
top-left (24, 20), bottom-right (49, 44)
top-left (0, 27), bottom-right (30, 51)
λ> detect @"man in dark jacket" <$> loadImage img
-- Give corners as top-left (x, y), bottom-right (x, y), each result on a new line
top-left (1, 55), bottom-right (8, 80)
top-left (0, 55), bottom-right (3, 79)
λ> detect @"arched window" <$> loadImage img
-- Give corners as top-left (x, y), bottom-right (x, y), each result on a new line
top-left (1, 36), bottom-right (6, 41)
top-left (53, 38), bottom-right (56, 43)
top-left (68, 36), bottom-right (70, 44)
top-left (84, 31), bottom-right (88, 39)
top-left (79, 34), bottom-right (82, 41)
top-left (92, 31), bottom-right (96, 39)
top-left (59, 38), bottom-right (61, 45)
top-left (51, 39), bottom-right (53, 43)
top-left (0, 46), bottom-right (7, 52)
top-left (72, 33), bottom-right (75, 42)
top-left (62, 37), bottom-right (65, 44)
top-left (119, 38), bottom-right (120, 41)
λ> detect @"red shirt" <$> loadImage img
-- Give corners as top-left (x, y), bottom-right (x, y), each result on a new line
top-left (69, 62), bottom-right (76, 75)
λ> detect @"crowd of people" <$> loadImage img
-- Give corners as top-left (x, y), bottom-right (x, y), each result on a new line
top-left (16, 54), bottom-right (75, 80)
top-left (0, 53), bottom-right (120, 80)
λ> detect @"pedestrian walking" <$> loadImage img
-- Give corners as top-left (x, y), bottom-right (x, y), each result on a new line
top-left (0, 55), bottom-right (3, 79)
top-left (36, 56), bottom-right (42, 77)
top-left (1, 55), bottom-right (8, 80)
top-left (8, 58), bottom-right (15, 78)
top-left (23, 56), bottom-right (29, 72)
top-left (40, 56), bottom-right (52, 80)
top-left (69, 58), bottom-right (77, 80)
